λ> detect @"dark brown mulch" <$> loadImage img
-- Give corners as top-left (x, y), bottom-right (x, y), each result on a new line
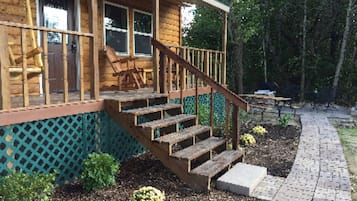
top-left (52, 124), bottom-right (300, 201)
top-left (242, 124), bottom-right (301, 177)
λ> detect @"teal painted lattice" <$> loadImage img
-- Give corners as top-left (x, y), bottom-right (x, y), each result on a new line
top-left (0, 111), bottom-right (145, 184)
top-left (171, 93), bottom-right (227, 134)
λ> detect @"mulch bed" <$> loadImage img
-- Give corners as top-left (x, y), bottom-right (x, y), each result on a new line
top-left (52, 123), bottom-right (300, 201)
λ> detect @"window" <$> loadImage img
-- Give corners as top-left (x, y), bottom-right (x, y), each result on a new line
top-left (134, 10), bottom-right (152, 56)
top-left (104, 3), bottom-right (128, 55)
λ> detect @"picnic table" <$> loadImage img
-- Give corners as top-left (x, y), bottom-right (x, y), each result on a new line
top-left (239, 94), bottom-right (292, 119)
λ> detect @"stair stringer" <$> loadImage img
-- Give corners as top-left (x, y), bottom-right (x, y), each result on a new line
top-left (104, 100), bottom-right (210, 191)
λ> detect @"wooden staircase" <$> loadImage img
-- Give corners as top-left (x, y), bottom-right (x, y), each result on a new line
top-left (104, 93), bottom-right (244, 191)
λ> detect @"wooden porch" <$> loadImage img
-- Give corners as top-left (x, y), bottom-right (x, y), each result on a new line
top-left (0, 0), bottom-right (252, 192)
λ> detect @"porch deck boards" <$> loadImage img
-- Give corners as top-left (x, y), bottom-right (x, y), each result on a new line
top-left (10, 88), bottom-right (155, 108)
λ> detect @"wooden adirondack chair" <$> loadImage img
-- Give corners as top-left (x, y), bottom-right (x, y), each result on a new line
top-left (104, 45), bottom-right (145, 90)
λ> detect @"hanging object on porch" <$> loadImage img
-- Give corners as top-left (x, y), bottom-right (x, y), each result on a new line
top-left (8, 0), bottom-right (44, 78)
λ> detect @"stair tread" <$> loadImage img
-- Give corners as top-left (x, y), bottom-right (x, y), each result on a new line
top-left (138, 114), bottom-right (196, 129)
top-left (155, 125), bottom-right (210, 144)
top-left (171, 137), bottom-right (225, 160)
top-left (122, 104), bottom-right (181, 115)
top-left (190, 150), bottom-right (243, 178)
top-left (111, 93), bottom-right (167, 102)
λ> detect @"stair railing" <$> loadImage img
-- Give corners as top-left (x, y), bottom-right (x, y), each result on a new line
top-left (151, 38), bottom-right (250, 150)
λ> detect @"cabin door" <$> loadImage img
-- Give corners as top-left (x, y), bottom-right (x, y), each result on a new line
top-left (40, 0), bottom-right (77, 92)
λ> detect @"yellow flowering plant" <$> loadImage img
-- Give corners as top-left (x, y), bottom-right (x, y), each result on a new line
top-left (240, 133), bottom-right (256, 146)
top-left (131, 186), bottom-right (165, 201)
top-left (252, 125), bottom-right (267, 135)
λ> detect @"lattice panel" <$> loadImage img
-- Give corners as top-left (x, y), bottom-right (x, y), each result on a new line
top-left (171, 93), bottom-right (226, 122)
top-left (0, 111), bottom-right (145, 184)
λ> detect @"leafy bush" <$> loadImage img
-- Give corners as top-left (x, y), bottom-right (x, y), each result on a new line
top-left (240, 133), bottom-right (256, 146)
top-left (81, 153), bottom-right (120, 192)
top-left (252, 125), bottom-right (267, 135)
top-left (0, 171), bottom-right (56, 201)
top-left (279, 114), bottom-right (292, 128)
top-left (131, 186), bottom-right (165, 201)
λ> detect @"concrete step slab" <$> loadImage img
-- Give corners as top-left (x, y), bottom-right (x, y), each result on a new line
top-left (216, 163), bottom-right (267, 196)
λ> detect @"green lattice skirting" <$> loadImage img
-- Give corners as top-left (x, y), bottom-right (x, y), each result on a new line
top-left (0, 93), bottom-right (226, 185)
top-left (0, 111), bottom-right (146, 184)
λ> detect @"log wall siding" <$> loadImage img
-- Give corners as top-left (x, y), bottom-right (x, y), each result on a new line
top-left (1, 0), bottom-right (181, 93)
top-left (90, 0), bottom-right (181, 89)
top-left (0, 0), bottom-right (40, 96)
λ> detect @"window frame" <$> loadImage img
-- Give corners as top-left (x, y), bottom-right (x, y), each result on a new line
top-left (133, 9), bottom-right (153, 57)
top-left (103, 1), bottom-right (129, 56)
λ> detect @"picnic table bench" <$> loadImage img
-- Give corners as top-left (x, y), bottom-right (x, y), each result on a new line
top-left (239, 94), bottom-right (293, 120)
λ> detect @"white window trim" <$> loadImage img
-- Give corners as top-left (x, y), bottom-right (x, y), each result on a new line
top-left (103, 1), bottom-right (129, 56)
top-left (133, 9), bottom-right (153, 57)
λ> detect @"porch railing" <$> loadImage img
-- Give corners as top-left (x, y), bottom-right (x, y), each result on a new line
top-left (152, 38), bottom-right (249, 150)
top-left (167, 45), bottom-right (226, 92)
top-left (0, 21), bottom-right (98, 110)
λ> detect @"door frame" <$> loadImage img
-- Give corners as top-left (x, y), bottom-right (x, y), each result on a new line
top-left (36, 0), bottom-right (81, 93)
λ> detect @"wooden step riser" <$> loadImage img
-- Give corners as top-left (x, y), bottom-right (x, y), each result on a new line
top-left (167, 130), bottom-right (211, 155)
top-left (133, 108), bottom-right (183, 126)
top-left (142, 119), bottom-right (197, 141)
top-left (188, 143), bottom-right (227, 171)
top-left (118, 97), bottom-right (169, 112)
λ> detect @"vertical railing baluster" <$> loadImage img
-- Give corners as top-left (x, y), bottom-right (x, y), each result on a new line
top-left (159, 52), bottom-right (167, 93)
top-left (168, 57), bottom-right (172, 92)
top-left (210, 87), bottom-right (214, 129)
top-left (219, 52), bottom-right (223, 85)
top-left (21, 28), bottom-right (29, 107)
top-left (79, 36), bottom-right (85, 101)
top-left (232, 105), bottom-right (239, 150)
top-left (180, 64), bottom-right (184, 105)
top-left (214, 52), bottom-right (218, 82)
top-left (0, 28), bottom-right (11, 110)
top-left (225, 98), bottom-right (230, 147)
top-left (42, 31), bottom-right (50, 105)
top-left (182, 47), bottom-right (186, 90)
top-left (62, 33), bottom-right (68, 103)
top-left (195, 76), bottom-right (199, 125)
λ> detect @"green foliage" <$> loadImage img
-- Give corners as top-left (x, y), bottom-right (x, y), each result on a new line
top-left (81, 153), bottom-right (120, 192)
top-left (183, 7), bottom-right (223, 50)
top-left (240, 133), bottom-right (256, 146)
top-left (198, 104), bottom-right (225, 136)
top-left (131, 186), bottom-right (165, 201)
top-left (278, 114), bottom-right (292, 128)
top-left (0, 171), bottom-right (57, 201)
top-left (252, 125), bottom-right (268, 135)
top-left (191, 198), bottom-right (200, 201)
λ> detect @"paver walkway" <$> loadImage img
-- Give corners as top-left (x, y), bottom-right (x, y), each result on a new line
top-left (252, 112), bottom-right (352, 201)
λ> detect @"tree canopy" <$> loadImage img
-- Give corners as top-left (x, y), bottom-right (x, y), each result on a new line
top-left (183, 0), bottom-right (357, 106)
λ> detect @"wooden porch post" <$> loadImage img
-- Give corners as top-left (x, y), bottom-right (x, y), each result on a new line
top-left (88, 0), bottom-right (99, 100)
top-left (0, 29), bottom-right (10, 110)
top-left (222, 12), bottom-right (228, 86)
top-left (153, 0), bottom-right (160, 92)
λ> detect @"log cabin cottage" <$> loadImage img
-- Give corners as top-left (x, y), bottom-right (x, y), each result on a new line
top-left (0, 0), bottom-right (249, 191)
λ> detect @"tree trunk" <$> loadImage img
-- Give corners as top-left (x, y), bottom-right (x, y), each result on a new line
top-left (300, 0), bottom-right (307, 101)
top-left (263, 37), bottom-right (267, 83)
top-left (229, 42), bottom-right (244, 94)
top-left (332, 0), bottom-right (353, 100)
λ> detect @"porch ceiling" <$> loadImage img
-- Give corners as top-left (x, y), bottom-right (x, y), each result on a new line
top-left (180, 0), bottom-right (230, 12)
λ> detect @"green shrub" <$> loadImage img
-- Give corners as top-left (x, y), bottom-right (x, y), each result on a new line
top-left (252, 125), bottom-right (267, 135)
top-left (240, 133), bottom-right (256, 146)
top-left (131, 186), bottom-right (165, 201)
top-left (81, 153), bottom-right (120, 192)
top-left (0, 171), bottom-right (56, 201)
top-left (279, 114), bottom-right (292, 128)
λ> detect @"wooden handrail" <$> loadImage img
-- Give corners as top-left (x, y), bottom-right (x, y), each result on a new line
top-left (0, 21), bottom-right (93, 37)
top-left (167, 44), bottom-right (224, 54)
top-left (152, 38), bottom-right (249, 112)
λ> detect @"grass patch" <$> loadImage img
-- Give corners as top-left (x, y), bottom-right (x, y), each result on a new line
top-left (337, 128), bottom-right (357, 201)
